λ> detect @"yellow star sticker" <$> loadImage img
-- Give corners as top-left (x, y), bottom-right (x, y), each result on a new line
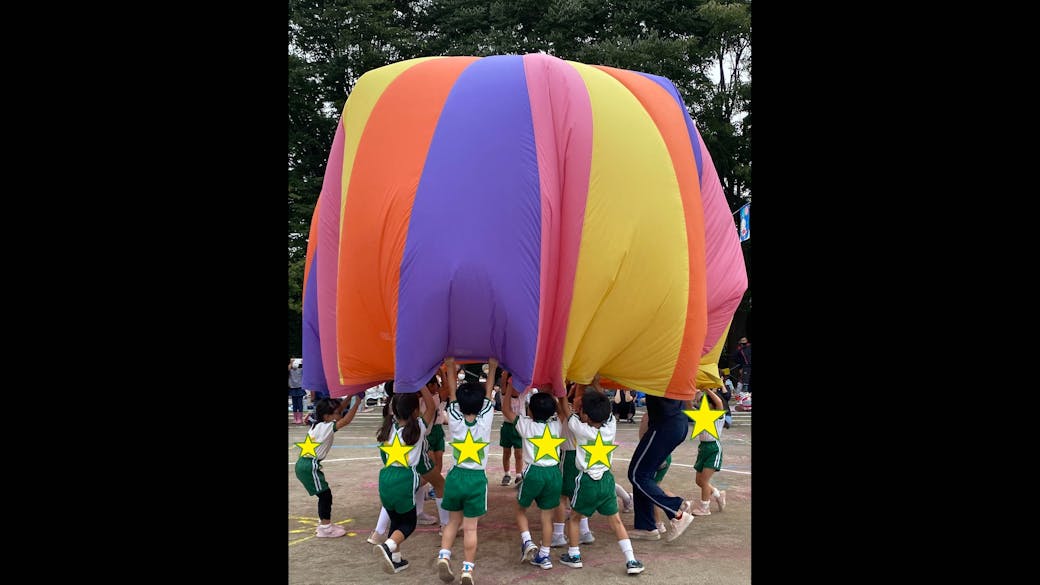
top-left (684, 394), bottom-right (726, 440)
top-left (451, 429), bottom-right (490, 465)
top-left (379, 433), bottom-right (415, 467)
top-left (528, 425), bottom-right (566, 462)
top-left (580, 431), bottom-right (617, 469)
top-left (295, 435), bottom-right (322, 458)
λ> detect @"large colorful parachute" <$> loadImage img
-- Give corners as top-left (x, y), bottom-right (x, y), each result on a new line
top-left (301, 54), bottom-right (746, 400)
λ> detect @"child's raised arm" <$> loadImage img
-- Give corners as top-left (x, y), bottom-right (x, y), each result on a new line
top-left (420, 384), bottom-right (437, 429)
top-left (485, 357), bottom-right (498, 400)
top-left (558, 383), bottom-right (578, 420)
top-left (500, 371), bottom-right (517, 423)
top-left (444, 357), bottom-right (457, 402)
top-left (335, 395), bottom-right (363, 430)
top-left (705, 387), bottom-right (723, 409)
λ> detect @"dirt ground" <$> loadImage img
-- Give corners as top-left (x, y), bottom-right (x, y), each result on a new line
top-left (289, 407), bottom-right (750, 585)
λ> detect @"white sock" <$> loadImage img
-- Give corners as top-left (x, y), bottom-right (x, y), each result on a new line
top-left (618, 538), bottom-right (635, 562)
top-left (580, 518), bottom-right (590, 533)
top-left (439, 549), bottom-right (451, 559)
top-left (375, 507), bottom-right (390, 534)
top-left (384, 539), bottom-right (398, 553)
top-left (391, 551), bottom-right (402, 562)
top-left (414, 483), bottom-right (426, 510)
top-left (539, 545), bottom-right (550, 556)
top-left (568, 546), bottom-right (581, 557)
top-left (553, 523), bottom-right (565, 537)
top-left (436, 498), bottom-right (449, 526)
top-left (462, 561), bottom-right (475, 572)
top-left (615, 483), bottom-right (631, 504)
top-left (712, 488), bottom-right (721, 498)
top-left (701, 500), bottom-right (711, 509)
top-left (521, 530), bottom-right (531, 543)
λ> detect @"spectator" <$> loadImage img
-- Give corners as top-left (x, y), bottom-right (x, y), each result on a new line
top-left (288, 357), bottom-right (306, 424)
top-left (733, 337), bottom-right (752, 394)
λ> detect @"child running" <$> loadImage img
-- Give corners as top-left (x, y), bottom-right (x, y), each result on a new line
top-left (689, 387), bottom-right (727, 516)
top-left (499, 382), bottom-right (525, 487)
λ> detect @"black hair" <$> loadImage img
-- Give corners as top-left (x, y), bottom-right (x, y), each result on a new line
top-left (393, 393), bottom-right (422, 445)
top-left (427, 375), bottom-right (439, 387)
top-left (456, 381), bottom-right (485, 415)
top-left (384, 380), bottom-right (395, 397)
top-left (376, 392), bottom-right (421, 445)
top-left (312, 398), bottom-right (337, 428)
top-left (581, 390), bottom-right (611, 423)
top-left (528, 392), bottom-right (556, 422)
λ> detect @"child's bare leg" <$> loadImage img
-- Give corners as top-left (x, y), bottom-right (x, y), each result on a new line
top-left (566, 511), bottom-right (584, 547)
top-left (441, 510), bottom-right (463, 550)
top-left (607, 512), bottom-right (629, 540)
top-left (540, 508), bottom-right (554, 547)
top-left (462, 516), bottom-right (479, 563)
top-left (516, 502), bottom-right (530, 534)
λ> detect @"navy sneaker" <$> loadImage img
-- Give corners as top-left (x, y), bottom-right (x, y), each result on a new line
top-left (520, 540), bottom-right (537, 563)
top-left (560, 553), bottom-right (583, 568)
top-left (626, 559), bottom-right (645, 575)
top-left (531, 552), bottom-right (553, 570)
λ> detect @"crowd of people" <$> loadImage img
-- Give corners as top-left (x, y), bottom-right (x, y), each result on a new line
top-left (291, 350), bottom-right (743, 583)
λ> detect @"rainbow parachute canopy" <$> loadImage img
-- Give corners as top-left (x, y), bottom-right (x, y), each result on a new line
top-left (301, 54), bottom-right (747, 400)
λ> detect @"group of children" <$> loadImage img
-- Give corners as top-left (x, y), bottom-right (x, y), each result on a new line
top-left (292, 357), bottom-right (729, 583)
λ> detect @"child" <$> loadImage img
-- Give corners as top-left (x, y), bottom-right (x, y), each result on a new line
top-left (414, 376), bottom-right (448, 527)
top-left (500, 373), bottom-right (563, 570)
top-left (551, 382), bottom-right (595, 547)
top-left (373, 384), bottom-right (437, 574)
top-left (499, 382), bottom-right (525, 487)
top-left (293, 395), bottom-right (362, 537)
top-left (689, 388), bottom-right (727, 516)
top-left (558, 385), bottom-right (645, 575)
top-left (436, 358), bottom-right (497, 585)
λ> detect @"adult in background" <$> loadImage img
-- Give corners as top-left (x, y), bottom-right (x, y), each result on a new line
top-left (626, 393), bottom-right (696, 542)
top-left (733, 337), bottom-right (752, 394)
top-left (288, 357), bottom-right (306, 424)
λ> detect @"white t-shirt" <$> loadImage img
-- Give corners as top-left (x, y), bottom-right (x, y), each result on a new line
top-left (514, 413), bottom-right (563, 468)
top-left (446, 398), bottom-right (495, 470)
top-left (382, 418), bottom-right (429, 468)
top-left (308, 421), bottom-right (337, 460)
top-left (697, 417), bottom-right (724, 443)
top-left (568, 413), bottom-right (617, 480)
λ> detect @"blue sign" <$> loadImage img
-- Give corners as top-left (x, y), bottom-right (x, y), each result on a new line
top-left (738, 204), bottom-right (750, 242)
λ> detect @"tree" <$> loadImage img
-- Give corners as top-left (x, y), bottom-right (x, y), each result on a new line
top-left (287, 0), bottom-right (753, 356)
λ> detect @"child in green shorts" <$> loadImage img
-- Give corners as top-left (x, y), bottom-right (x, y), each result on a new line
top-left (499, 383), bottom-right (525, 487)
top-left (372, 385), bottom-right (437, 574)
top-left (293, 396), bottom-right (362, 538)
top-left (558, 384), bottom-right (645, 575)
top-left (436, 357), bottom-right (497, 585)
top-left (500, 374), bottom-right (564, 570)
top-left (553, 382), bottom-right (594, 547)
top-left (690, 388), bottom-right (726, 516)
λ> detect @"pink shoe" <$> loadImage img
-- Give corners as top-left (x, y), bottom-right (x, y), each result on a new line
top-left (689, 502), bottom-right (711, 516)
top-left (714, 490), bottom-right (726, 512)
top-left (316, 523), bottom-right (347, 537)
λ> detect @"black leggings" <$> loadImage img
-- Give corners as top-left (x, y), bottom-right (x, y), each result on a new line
top-left (387, 507), bottom-right (417, 539)
top-left (317, 489), bottom-right (332, 520)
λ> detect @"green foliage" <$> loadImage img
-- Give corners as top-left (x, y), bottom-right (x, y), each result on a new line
top-left (288, 0), bottom-right (753, 354)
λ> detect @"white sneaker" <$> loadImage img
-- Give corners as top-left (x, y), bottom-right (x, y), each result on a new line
top-left (550, 533), bottom-right (568, 547)
top-left (580, 531), bottom-right (595, 544)
top-left (366, 530), bottom-right (385, 545)
top-left (665, 510), bottom-right (694, 542)
top-left (417, 511), bottom-right (438, 525)
top-left (628, 528), bottom-right (661, 541)
top-left (436, 557), bottom-right (454, 583)
top-left (714, 490), bottom-right (727, 512)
